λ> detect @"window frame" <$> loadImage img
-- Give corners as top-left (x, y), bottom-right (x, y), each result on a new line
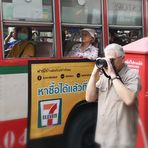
top-left (60, 0), bottom-right (104, 58)
top-left (107, 0), bottom-right (144, 45)
top-left (0, 0), bottom-right (56, 66)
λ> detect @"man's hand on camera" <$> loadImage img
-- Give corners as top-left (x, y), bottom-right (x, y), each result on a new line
top-left (106, 59), bottom-right (116, 78)
top-left (92, 64), bottom-right (100, 76)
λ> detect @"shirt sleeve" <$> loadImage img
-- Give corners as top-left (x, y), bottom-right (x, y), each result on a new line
top-left (96, 76), bottom-right (103, 88)
top-left (125, 69), bottom-right (141, 94)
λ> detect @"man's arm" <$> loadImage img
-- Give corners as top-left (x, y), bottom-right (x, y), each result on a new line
top-left (86, 65), bottom-right (99, 102)
top-left (111, 78), bottom-right (136, 106)
top-left (4, 31), bottom-right (13, 45)
top-left (107, 60), bottom-right (139, 106)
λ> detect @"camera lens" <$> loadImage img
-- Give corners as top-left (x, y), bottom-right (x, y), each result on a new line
top-left (96, 59), bottom-right (108, 69)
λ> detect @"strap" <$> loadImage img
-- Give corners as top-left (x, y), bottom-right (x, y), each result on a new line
top-left (102, 68), bottom-right (111, 79)
top-left (110, 59), bottom-right (124, 83)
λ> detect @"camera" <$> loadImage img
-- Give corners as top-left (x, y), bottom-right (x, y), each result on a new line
top-left (96, 58), bottom-right (108, 69)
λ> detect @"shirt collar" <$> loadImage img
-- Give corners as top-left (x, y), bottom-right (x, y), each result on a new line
top-left (80, 44), bottom-right (92, 52)
top-left (118, 64), bottom-right (128, 76)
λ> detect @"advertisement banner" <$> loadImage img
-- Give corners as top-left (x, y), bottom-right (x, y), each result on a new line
top-left (28, 60), bottom-right (95, 140)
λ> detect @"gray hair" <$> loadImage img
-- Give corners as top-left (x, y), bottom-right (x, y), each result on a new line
top-left (104, 43), bottom-right (125, 57)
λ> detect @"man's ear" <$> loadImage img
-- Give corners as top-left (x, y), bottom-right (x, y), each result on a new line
top-left (122, 56), bottom-right (125, 63)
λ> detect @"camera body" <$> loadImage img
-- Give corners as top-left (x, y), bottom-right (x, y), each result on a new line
top-left (96, 58), bottom-right (108, 69)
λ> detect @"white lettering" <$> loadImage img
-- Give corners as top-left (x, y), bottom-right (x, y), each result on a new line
top-left (4, 131), bottom-right (15, 148)
top-left (113, 2), bottom-right (140, 12)
top-left (18, 128), bottom-right (27, 145)
top-left (125, 59), bottom-right (143, 66)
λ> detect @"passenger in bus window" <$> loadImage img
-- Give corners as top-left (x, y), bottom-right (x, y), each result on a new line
top-left (6, 26), bottom-right (35, 58)
top-left (4, 27), bottom-right (17, 56)
top-left (65, 28), bottom-right (99, 60)
top-left (32, 31), bottom-right (39, 42)
top-left (86, 43), bottom-right (141, 148)
top-left (4, 27), bottom-right (17, 46)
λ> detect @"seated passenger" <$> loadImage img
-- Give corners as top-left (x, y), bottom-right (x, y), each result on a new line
top-left (6, 26), bottom-right (35, 58)
top-left (65, 28), bottom-right (99, 60)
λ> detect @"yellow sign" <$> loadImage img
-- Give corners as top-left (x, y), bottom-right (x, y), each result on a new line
top-left (28, 60), bottom-right (95, 140)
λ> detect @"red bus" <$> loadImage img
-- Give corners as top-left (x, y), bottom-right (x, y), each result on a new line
top-left (0, 0), bottom-right (147, 148)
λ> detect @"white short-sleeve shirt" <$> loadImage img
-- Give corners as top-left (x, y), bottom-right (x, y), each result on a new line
top-left (95, 65), bottom-right (141, 148)
top-left (66, 43), bottom-right (99, 60)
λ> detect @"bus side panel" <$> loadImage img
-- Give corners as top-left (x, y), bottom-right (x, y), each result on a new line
top-left (0, 73), bottom-right (28, 148)
top-left (0, 119), bottom-right (27, 148)
top-left (0, 73), bottom-right (28, 120)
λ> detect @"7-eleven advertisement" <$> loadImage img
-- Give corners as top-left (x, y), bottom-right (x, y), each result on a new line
top-left (28, 60), bottom-right (95, 140)
top-left (38, 99), bottom-right (62, 127)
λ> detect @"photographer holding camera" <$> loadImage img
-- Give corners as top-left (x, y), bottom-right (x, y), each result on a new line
top-left (86, 43), bottom-right (141, 148)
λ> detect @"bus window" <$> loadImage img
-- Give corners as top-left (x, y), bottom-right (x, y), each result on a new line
top-left (62, 27), bottom-right (103, 57)
top-left (34, 27), bottom-right (54, 57)
top-left (108, 0), bottom-right (143, 45)
top-left (3, 25), bottom-right (55, 58)
top-left (60, 0), bottom-right (103, 57)
top-left (2, 0), bottom-right (53, 22)
top-left (109, 29), bottom-right (142, 46)
top-left (108, 0), bottom-right (142, 26)
top-left (61, 0), bottom-right (101, 24)
top-left (2, 0), bottom-right (55, 59)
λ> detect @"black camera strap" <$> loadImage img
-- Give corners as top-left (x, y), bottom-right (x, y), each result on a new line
top-left (111, 59), bottom-right (123, 84)
top-left (102, 68), bottom-right (111, 79)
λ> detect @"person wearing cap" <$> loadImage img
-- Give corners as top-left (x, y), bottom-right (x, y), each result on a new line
top-left (66, 28), bottom-right (99, 60)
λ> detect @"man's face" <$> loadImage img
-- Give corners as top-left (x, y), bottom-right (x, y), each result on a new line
top-left (105, 50), bottom-right (124, 72)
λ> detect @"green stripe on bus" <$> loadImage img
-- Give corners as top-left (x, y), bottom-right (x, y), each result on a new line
top-left (0, 66), bottom-right (28, 74)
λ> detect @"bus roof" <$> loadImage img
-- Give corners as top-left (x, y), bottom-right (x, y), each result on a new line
top-left (123, 37), bottom-right (148, 54)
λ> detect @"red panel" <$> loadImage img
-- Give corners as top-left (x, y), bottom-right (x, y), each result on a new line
top-left (125, 54), bottom-right (148, 148)
top-left (143, 0), bottom-right (147, 37)
top-left (0, 118), bottom-right (27, 148)
top-left (55, 0), bottom-right (62, 59)
top-left (102, 0), bottom-right (108, 47)
top-left (0, 57), bottom-right (57, 66)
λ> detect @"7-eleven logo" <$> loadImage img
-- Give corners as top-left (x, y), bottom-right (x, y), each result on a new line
top-left (39, 99), bottom-right (61, 127)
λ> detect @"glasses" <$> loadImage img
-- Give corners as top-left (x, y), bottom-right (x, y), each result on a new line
top-left (108, 56), bottom-right (123, 62)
